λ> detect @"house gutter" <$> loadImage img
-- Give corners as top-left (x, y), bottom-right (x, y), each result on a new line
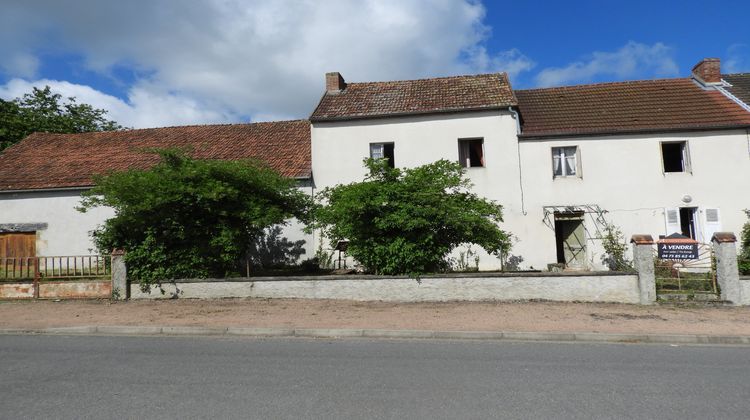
top-left (508, 106), bottom-right (527, 216)
top-left (0, 186), bottom-right (92, 194)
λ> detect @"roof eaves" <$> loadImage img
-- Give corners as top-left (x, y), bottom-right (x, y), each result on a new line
top-left (518, 123), bottom-right (750, 140)
top-left (0, 185), bottom-right (93, 194)
top-left (310, 105), bottom-right (512, 123)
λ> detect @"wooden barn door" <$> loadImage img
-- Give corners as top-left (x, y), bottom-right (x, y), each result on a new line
top-left (0, 232), bottom-right (36, 259)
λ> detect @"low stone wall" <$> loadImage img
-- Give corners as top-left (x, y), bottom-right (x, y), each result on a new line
top-left (129, 272), bottom-right (641, 304)
top-left (0, 279), bottom-right (111, 299)
top-left (741, 278), bottom-right (750, 305)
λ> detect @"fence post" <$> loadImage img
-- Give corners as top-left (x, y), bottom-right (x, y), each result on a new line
top-left (33, 257), bottom-right (40, 299)
top-left (111, 250), bottom-right (128, 300)
top-left (631, 234), bottom-right (656, 305)
top-left (711, 232), bottom-right (742, 305)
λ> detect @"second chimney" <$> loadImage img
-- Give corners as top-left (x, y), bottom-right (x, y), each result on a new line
top-left (326, 72), bottom-right (346, 92)
top-left (692, 58), bottom-right (722, 85)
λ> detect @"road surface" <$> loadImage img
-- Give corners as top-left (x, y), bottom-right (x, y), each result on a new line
top-left (1, 335), bottom-right (748, 419)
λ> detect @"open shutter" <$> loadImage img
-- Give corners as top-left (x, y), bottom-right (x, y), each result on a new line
top-left (702, 208), bottom-right (721, 244)
top-left (664, 208), bottom-right (681, 236)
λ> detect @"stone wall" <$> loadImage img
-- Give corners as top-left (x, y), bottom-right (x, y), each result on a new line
top-left (740, 278), bottom-right (750, 306)
top-left (129, 272), bottom-right (640, 304)
top-left (0, 279), bottom-right (112, 299)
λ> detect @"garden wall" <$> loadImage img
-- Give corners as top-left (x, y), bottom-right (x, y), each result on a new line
top-left (129, 271), bottom-right (641, 304)
top-left (741, 277), bottom-right (750, 305)
top-left (0, 279), bottom-right (112, 299)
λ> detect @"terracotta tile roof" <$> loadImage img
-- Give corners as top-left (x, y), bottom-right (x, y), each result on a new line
top-left (722, 73), bottom-right (750, 107)
top-left (0, 120), bottom-right (311, 191)
top-left (310, 73), bottom-right (517, 121)
top-left (515, 78), bottom-right (750, 138)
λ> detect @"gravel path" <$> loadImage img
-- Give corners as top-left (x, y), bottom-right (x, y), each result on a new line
top-left (2, 298), bottom-right (749, 336)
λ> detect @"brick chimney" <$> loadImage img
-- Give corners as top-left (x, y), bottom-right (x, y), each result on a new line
top-left (692, 58), bottom-right (722, 85)
top-left (326, 72), bottom-right (346, 92)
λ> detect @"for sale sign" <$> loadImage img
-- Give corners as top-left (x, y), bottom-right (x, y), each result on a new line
top-left (657, 233), bottom-right (699, 260)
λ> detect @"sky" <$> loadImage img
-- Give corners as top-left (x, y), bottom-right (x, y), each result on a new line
top-left (1, 0), bottom-right (748, 128)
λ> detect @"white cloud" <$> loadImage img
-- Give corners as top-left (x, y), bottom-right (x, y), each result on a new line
top-left (535, 42), bottom-right (679, 87)
top-left (2, 53), bottom-right (39, 79)
top-left (725, 44), bottom-right (749, 74)
top-left (0, 0), bottom-right (536, 126)
top-left (463, 47), bottom-right (535, 78)
top-left (0, 79), bottom-right (237, 128)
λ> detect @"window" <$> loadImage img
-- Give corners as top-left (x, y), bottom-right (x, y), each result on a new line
top-left (370, 143), bottom-right (395, 168)
top-left (551, 146), bottom-right (578, 177)
top-left (458, 138), bottom-right (484, 168)
top-left (661, 141), bottom-right (689, 173)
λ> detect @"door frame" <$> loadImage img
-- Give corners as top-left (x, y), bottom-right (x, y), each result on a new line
top-left (554, 212), bottom-right (587, 269)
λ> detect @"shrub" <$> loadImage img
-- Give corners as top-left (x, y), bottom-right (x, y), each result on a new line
top-left (313, 158), bottom-right (511, 277)
top-left (79, 150), bottom-right (309, 289)
top-left (600, 222), bottom-right (634, 272)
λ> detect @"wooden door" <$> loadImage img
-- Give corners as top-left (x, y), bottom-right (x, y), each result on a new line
top-left (561, 221), bottom-right (586, 268)
top-left (0, 233), bottom-right (36, 258)
top-left (554, 217), bottom-right (586, 269)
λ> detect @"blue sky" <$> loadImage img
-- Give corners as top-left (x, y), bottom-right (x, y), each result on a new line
top-left (1, 0), bottom-right (748, 128)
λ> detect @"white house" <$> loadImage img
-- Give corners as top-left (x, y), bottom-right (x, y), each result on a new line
top-left (0, 120), bottom-right (316, 261)
top-left (309, 58), bottom-right (750, 270)
top-left (1, 58), bottom-right (749, 272)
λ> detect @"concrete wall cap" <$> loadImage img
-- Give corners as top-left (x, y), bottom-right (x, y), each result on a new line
top-left (711, 232), bottom-right (737, 243)
top-left (630, 234), bottom-right (654, 245)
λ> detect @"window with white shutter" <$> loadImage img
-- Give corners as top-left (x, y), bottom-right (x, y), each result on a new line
top-left (664, 208), bottom-right (681, 236)
top-left (703, 208), bottom-right (721, 243)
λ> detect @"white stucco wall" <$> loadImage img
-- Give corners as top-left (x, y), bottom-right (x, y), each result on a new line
top-left (0, 186), bottom-right (315, 260)
top-left (312, 110), bottom-right (523, 270)
top-left (0, 190), bottom-right (114, 256)
top-left (313, 114), bottom-right (750, 272)
top-left (515, 129), bottom-right (750, 270)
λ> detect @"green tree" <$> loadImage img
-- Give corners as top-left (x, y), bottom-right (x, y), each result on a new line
top-left (78, 150), bottom-right (310, 289)
top-left (0, 86), bottom-right (121, 150)
top-left (313, 158), bottom-right (511, 276)
top-left (740, 210), bottom-right (750, 275)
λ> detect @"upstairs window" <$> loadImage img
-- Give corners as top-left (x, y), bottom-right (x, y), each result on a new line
top-left (370, 142), bottom-right (395, 168)
top-left (661, 141), bottom-right (689, 173)
top-left (458, 138), bottom-right (484, 168)
top-left (552, 146), bottom-right (578, 177)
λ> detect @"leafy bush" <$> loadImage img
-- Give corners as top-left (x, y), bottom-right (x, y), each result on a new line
top-left (313, 158), bottom-right (511, 276)
top-left (78, 150), bottom-right (309, 289)
top-left (600, 222), bottom-right (634, 272)
top-left (740, 210), bottom-right (750, 275)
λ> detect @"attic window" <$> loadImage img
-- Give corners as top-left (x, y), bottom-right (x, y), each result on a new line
top-left (661, 141), bottom-right (689, 173)
top-left (458, 138), bottom-right (484, 168)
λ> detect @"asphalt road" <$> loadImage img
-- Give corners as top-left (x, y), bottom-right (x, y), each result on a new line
top-left (1, 335), bottom-right (748, 419)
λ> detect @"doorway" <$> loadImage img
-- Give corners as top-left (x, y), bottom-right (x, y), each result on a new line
top-left (679, 207), bottom-right (697, 239)
top-left (0, 232), bottom-right (36, 259)
top-left (554, 213), bottom-right (586, 269)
